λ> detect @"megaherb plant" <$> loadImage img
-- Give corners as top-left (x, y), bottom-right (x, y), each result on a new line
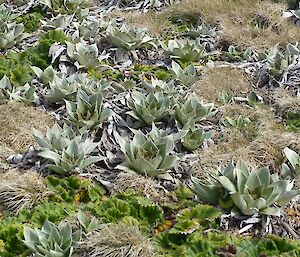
top-left (34, 124), bottom-right (102, 174)
top-left (66, 42), bottom-right (108, 69)
top-left (0, 19), bottom-right (28, 50)
top-left (106, 24), bottom-right (156, 51)
top-left (0, 4), bottom-right (19, 22)
top-left (40, 0), bottom-right (89, 14)
top-left (161, 39), bottom-right (206, 66)
top-left (175, 98), bottom-right (216, 128)
top-left (170, 61), bottom-right (197, 86)
top-left (282, 147), bottom-right (300, 178)
top-left (127, 91), bottom-right (172, 127)
top-left (223, 45), bottom-right (252, 62)
top-left (116, 124), bottom-right (183, 177)
top-left (191, 161), bottom-right (300, 216)
top-left (222, 115), bottom-right (252, 129)
top-left (65, 89), bottom-right (112, 129)
top-left (23, 220), bottom-right (82, 257)
top-left (0, 75), bottom-right (38, 104)
top-left (181, 121), bottom-right (214, 151)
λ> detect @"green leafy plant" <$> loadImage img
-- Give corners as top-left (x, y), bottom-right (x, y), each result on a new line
top-left (127, 91), bottom-right (172, 127)
top-left (191, 161), bottom-right (300, 215)
top-left (16, 12), bottom-right (43, 33)
top-left (175, 98), bottom-right (216, 128)
top-left (185, 24), bottom-right (217, 39)
top-left (40, 0), bottom-right (89, 14)
top-left (77, 210), bottom-right (100, 234)
top-left (281, 147), bottom-right (300, 178)
top-left (161, 39), bottom-right (207, 66)
top-left (222, 115), bottom-right (252, 129)
top-left (66, 42), bottom-right (107, 69)
top-left (0, 19), bottom-right (28, 50)
top-left (47, 175), bottom-right (105, 203)
top-left (181, 121), bottom-right (214, 151)
top-left (65, 89), bottom-right (112, 130)
top-left (92, 190), bottom-right (164, 228)
top-left (223, 45), bottom-right (251, 62)
top-left (31, 65), bottom-right (57, 85)
top-left (0, 4), bottom-right (19, 22)
top-left (170, 61), bottom-right (197, 86)
top-left (106, 24), bottom-right (156, 51)
top-left (116, 124), bottom-right (183, 177)
top-left (23, 220), bottom-right (81, 257)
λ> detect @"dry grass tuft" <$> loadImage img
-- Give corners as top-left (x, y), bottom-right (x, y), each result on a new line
top-left (194, 105), bottom-right (300, 175)
top-left (112, 172), bottom-right (169, 204)
top-left (0, 101), bottom-right (54, 160)
top-left (126, 0), bottom-right (300, 49)
top-left (193, 67), bottom-right (251, 102)
top-left (79, 221), bottom-right (156, 257)
top-left (0, 171), bottom-right (49, 214)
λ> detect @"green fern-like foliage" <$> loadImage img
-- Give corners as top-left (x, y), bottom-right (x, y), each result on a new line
top-left (92, 190), bottom-right (164, 229)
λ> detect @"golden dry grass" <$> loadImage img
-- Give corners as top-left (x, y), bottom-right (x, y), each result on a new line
top-left (193, 66), bottom-right (251, 102)
top-left (0, 101), bottom-right (54, 163)
top-left (126, 0), bottom-right (300, 50)
top-left (194, 105), bottom-right (300, 175)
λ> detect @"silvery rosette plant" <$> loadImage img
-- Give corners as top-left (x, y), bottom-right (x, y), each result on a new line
top-left (191, 161), bottom-right (300, 216)
top-left (127, 91), bottom-right (172, 127)
top-left (40, 0), bottom-right (89, 13)
top-left (264, 43), bottom-right (300, 80)
top-left (31, 65), bottom-right (58, 85)
top-left (41, 14), bottom-right (74, 30)
top-left (170, 61), bottom-right (197, 86)
top-left (23, 220), bottom-right (81, 257)
top-left (142, 78), bottom-right (177, 95)
top-left (175, 98), bottom-right (216, 128)
top-left (65, 89), bottom-right (112, 130)
top-left (116, 124), bottom-right (184, 177)
top-left (46, 73), bottom-right (111, 104)
top-left (73, 16), bottom-right (108, 40)
top-left (181, 121), bottom-right (214, 151)
top-left (222, 115), bottom-right (251, 129)
top-left (161, 39), bottom-right (206, 66)
top-left (0, 19), bottom-right (28, 50)
top-left (106, 24), bottom-right (156, 51)
top-left (186, 24), bottom-right (217, 39)
top-left (281, 147), bottom-right (300, 178)
top-left (0, 75), bottom-right (38, 104)
top-left (224, 45), bottom-right (251, 62)
top-left (38, 136), bottom-right (102, 174)
top-left (33, 122), bottom-right (85, 153)
top-left (66, 42), bottom-right (108, 69)
top-left (0, 4), bottom-right (19, 22)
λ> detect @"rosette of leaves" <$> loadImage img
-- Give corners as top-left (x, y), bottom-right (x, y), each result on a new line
top-left (23, 220), bottom-right (81, 257)
top-left (41, 14), bottom-right (74, 30)
top-left (31, 65), bottom-right (57, 85)
top-left (264, 43), bottom-right (300, 80)
top-left (116, 124), bottom-right (184, 177)
top-left (186, 24), bottom-right (217, 39)
top-left (191, 161), bottom-right (300, 216)
top-left (161, 39), bottom-right (206, 66)
top-left (33, 122), bottom-right (85, 153)
top-left (170, 61), bottom-right (197, 86)
top-left (66, 41), bottom-right (106, 69)
top-left (0, 4), bottom-right (19, 22)
top-left (0, 19), bottom-right (28, 50)
top-left (127, 91), bottom-right (172, 127)
top-left (281, 147), bottom-right (300, 178)
top-left (142, 78), bottom-right (177, 95)
top-left (40, 0), bottom-right (89, 14)
top-left (73, 16), bottom-right (108, 40)
top-left (0, 75), bottom-right (38, 104)
top-left (106, 24), bottom-right (156, 51)
top-left (222, 115), bottom-right (251, 129)
top-left (175, 98), bottom-right (216, 128)
top-left (38, 136), bottom-right (102, 175)
top-left (181, 121), bottom-right (214, 151)
top-left (65, 89), bottom-right (112, 130)
top-left (224, 45), bottom-right (251, 62)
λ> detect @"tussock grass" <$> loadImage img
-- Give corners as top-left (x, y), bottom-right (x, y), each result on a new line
top-left (193, 67), bottom-right (251, 102)
top-left (0, 101), bottom-right (54, 161)
top-left (126, 0), bottom-right (300, 49)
